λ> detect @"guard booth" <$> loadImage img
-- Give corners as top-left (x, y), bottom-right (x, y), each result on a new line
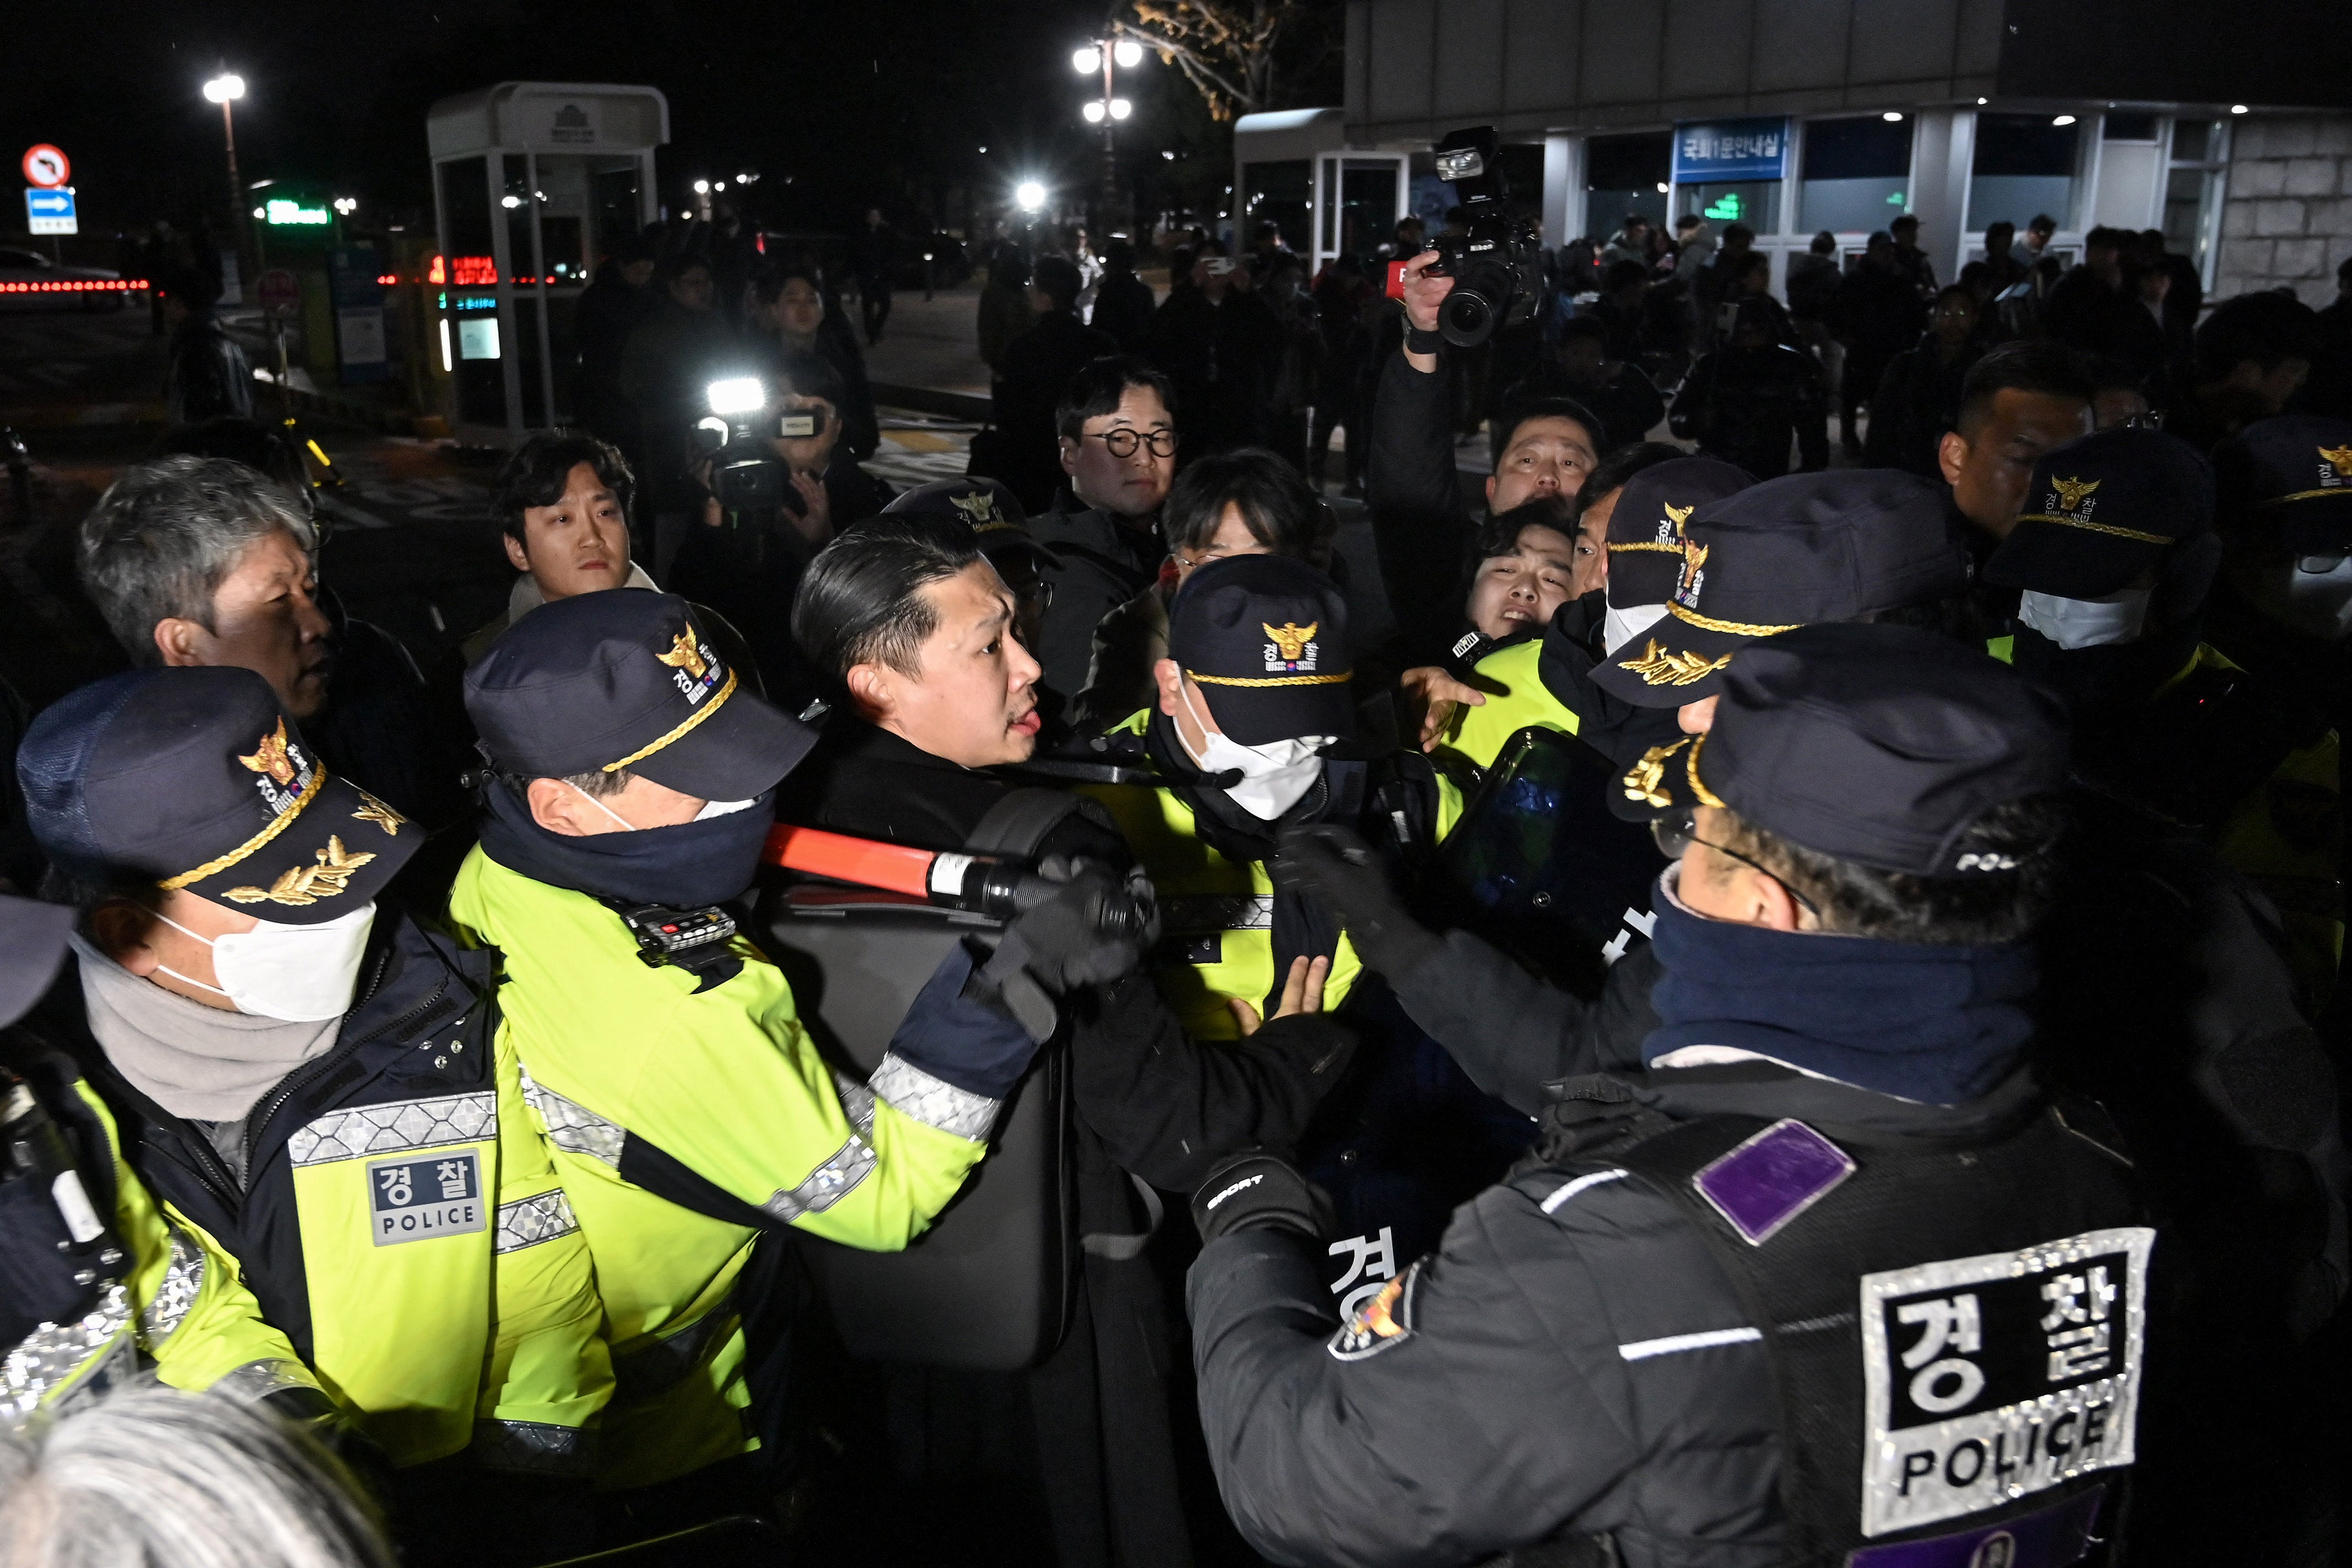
top-left (426, 81), bottom-right (668, 439)
top-left (1233, 108), bottom-right (1410, 276)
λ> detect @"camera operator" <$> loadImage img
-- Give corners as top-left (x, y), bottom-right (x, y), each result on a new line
top-left (668, 360), bottom-right (894, 706)
top-left (746, 263), bottom-right (880, 462)
top-left (778, 515), bottom-right (1355, 1566)
top-left (1144, 239), bottom-right (1283, 455)
top-left (992, 257), bottom-right (1118, 514)
top-left (619, 254), bottom-right (737, 580)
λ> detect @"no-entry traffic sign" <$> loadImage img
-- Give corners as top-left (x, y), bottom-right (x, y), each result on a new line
top-left (258, 269), bottom-right (301, 312)
top-left (21, 145), bottom-right (69, 189)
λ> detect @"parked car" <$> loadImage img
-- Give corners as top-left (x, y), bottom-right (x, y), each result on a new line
top-left (0, 247), bottom-right (135, 312)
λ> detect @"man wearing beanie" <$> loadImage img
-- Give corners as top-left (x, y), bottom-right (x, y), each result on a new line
top-left (1185, 623), bottom-right (2152, 1568)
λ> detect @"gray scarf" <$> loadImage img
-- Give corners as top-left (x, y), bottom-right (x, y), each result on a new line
top-left (70, 934), bottom-right (341, 1121)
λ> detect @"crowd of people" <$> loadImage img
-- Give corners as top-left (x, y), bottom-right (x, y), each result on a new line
top-left (4, 198), bottom-right (2352, 1568)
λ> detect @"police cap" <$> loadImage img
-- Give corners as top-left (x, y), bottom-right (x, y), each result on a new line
top-left (0, 895), bottom-right (74, 1029)
top-left (1591, 470), bottom-right (1967, 709)
top-left (18, 667), bottom-right (418, 922)
top-left (1984, 426), bottom-right (2214, 598)
top-left (467, 590), bottom-right (816, 800)
top-left (2213, 413), bottom-right (2352, 556)
top-left (1610, 622), bottom-right (2068, 877)
top-left (1168, 554), bottom-right (1352, 745)
top-left (1603, 455), bottom-right (1755, 610)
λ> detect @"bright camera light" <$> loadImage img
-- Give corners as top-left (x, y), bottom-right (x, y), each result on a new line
top-left (2051, 115), bottom-right (2077, 127)
top-left (1083, 100), bottom-right (1107, 124)
top-left (1072, 46), bottom-right (1102, 74)
top-left (1654, 181), bottom-right (1669, 194)
top-left (1015, 181), bottom-right (1047, 212)
top-left (706, 378), bottom-right (766, 415)
top-left (1113, 39), bottom-right (1144, 68)
top-left (1882, 111), bottom-right (1904, 122)
top-left (1109, 98), bottom-right (1133, 121)
top-left (252, 206), bottom-right (265, 219)
top-left (2230, 104), bottom-right (2248, 115)
top-left (333, 197), bottom-right (357, 215)
top-left (203, 74), bottom-right (246, 104)
top-left (500, 194), bottom-right (522, 209)
top-left (693, 178), bottom-right (710, 194)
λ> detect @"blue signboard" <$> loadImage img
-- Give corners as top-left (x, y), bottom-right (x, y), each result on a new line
top-left (1672, 118), bottom-right (1790, 184)
top-left (25, 187), bottom-right (76, 236)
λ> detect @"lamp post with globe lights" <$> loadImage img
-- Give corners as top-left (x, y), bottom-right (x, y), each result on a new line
top-left (203, 72), bottom-right (249, 278)
top-left (1071, 38), bottom-right (1143, 231)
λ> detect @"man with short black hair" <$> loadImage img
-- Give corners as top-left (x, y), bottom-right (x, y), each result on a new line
top-left (464, 431), bottom-right (651, 664)
top-left (1027, 357), bottom-right (1179, 702)
top-left (994, 257), bottom-right (1119, 513)
top-left (2170, 291), bottom-right (2321, 452)
top-left (1888, 211), bottom-right (1936, 296)
top-left (1089, 237), bottom-right (1157, 351)
top-left (1668, 297), bottom-right (1829, 480)
top-left (1830, 230), bottom-right (1926, 454)
top-left (1936, 341), bottom-right (2096, 545)
top-left (1585, 259), bottom-right (1651, 365)
top-left (1502, 315), bottom-right (1667, 452)
top-left (2043, 227), bottom-right (2133, 359)
top-left (1194, 621), bottom-right (2153, 1568)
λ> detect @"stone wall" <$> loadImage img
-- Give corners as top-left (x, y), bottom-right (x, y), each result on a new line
top-left (2217, 114), bottom-right (2352, 307)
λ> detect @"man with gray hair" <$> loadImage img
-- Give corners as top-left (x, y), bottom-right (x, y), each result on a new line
top-left (77, 455), bottom-right (460, 827)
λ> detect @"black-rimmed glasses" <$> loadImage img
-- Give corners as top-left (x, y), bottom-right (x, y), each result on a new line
top-left (1089, 427), bottom-right (1177, 459)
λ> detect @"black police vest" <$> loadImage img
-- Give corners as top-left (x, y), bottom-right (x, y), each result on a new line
top-left (1509, 1081), bottom-right (2149, 1568)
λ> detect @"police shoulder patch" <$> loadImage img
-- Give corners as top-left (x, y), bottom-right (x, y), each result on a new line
top-left (1327, 1261), bottom-right (1422, 1361)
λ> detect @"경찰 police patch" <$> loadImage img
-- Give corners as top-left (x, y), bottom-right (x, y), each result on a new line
top-left (369, 1151), bottom-right (488, 1247)
top-left (1327, 1261), bottom-right (1420, 1361)
top-left (1859, 1225), bottom-right (2152, 1537)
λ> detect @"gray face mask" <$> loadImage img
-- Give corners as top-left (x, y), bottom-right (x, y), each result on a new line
top-left (2015, 587), bottom-right (2153, 650)
top-left (2235, 554), bottom-right (2352, 643)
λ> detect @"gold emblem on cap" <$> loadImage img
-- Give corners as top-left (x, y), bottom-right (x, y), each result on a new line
top-left (1623, 739), bottom-right (1690, 807)
top-left (223, 835), bottom-right (376, 907)
top-left (1620, 638), bottom-right (1732, 687)
top-left (950, 491), bottom-right (1004, 525)
top-left (1675, 540), bottom-right (1709, 602)
top-left (656, 629), bottom-right (709, 680)
top-left (1663, 502), bottom-right (1694, 530)
top-left (1263, 622), bottom-right (1319, 662)
top-left (2320, 445), bottom-right (2352, 477)
top-left (351, 791), bottom-right (405, 836)
top-left (238, 718), bottom-right (298, 786)
top-left (2051, 476), bottom-right (2100, 511)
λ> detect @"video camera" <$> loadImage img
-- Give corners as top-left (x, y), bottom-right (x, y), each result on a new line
top-left (693, 376), bottom-right (829, 514)
top-left (1394, 125), bottom-right (1545, 349)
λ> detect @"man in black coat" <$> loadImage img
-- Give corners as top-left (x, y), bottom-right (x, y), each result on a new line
top-left (993, 256), bottom-right (1118, 514)
top-left (1669, 300), bottom-right (1830, 479)
top-left (1143, 241), bottom-right (1285, 455)
top-left (1831, 231), bottom-right (1926, 454)
top-left (1088, 238), bottom-right (1157, 352)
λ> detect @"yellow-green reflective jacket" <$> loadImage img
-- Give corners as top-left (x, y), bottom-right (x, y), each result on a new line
top-left (1433, 639), bottom-right (1580, 772)
top-left (447, 846), bottom-right (991, 1489)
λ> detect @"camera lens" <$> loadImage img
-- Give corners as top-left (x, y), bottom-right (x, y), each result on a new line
top-left (1439, 289), bottom-right (1495, 348)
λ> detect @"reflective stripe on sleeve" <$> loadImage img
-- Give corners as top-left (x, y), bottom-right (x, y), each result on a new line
top-left (832, 1068), bottom-right (878, 1137)
top-left (138, 1229), bottom-right (206, 1346)
top-left (210, 1357), bottom-right (322, 1404)
top-left (761, 1135), bottom-right (878, 1223)
top-left (494, 1190), bottom-right (581, 1254)
top-left (1618, 1326), bottom-right (1763, 1361)
top-left (870, 1052), bottom-right (999, 1141)
top-left (1, 1283), bottom-right (134, 1426)
top-left (1539, 1169), bottom-right (1629, 1213)
top-left (472, 1417), bottom-right (595, 1478)
top-left (516, 1063), bottom-right (624, 1169)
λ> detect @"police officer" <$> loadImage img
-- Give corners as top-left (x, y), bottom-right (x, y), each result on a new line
top-left (1186, 622), bottom-right (2152, 1567)
top-left (1, 894), bottom-right (318, 1427)
top-left (1432, 453), bottom-right (1752, 771)
top-left (17, 667), bottom-right (609, 1565)
top-left (449, 589), bottom-right (1027, 1507)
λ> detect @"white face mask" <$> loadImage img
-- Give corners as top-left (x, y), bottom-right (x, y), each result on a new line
top-left (2236, 554), bottom-right (2352, 643)
top-left (565, 781), bottom-right (753, 830)
top-left (155, 901), bottom-right (377, 1022)
top-left (1178, 682), bottom-right (1331, 821)
top-left (2016, 587), bottom-right (2152, 650)
top-left (1603, 600), bottom-right (1669, 656)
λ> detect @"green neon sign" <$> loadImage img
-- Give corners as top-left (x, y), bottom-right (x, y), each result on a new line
top-left (1703, 192), bottom-right (1743, 220)
top-left (1887, 191), bottom-right (1908, 205)
top-left (265, 198), bottom-right (330, 227)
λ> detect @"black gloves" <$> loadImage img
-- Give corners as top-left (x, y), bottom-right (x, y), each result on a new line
top-left (1273, 824), bottom-right (1445, 979)
top-left (976, 857), bottom-right (1159, 1042)
top-left (1190, 1149), bottom-right (1331, 1245)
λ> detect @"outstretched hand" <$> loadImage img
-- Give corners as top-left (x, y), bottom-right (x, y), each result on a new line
top-left (1229, 954), bottom-right (1329, 1037)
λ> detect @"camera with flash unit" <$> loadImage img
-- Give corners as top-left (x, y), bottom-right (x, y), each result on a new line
top-left (693, 375), bottom-right (829, 514)
top-left (1413, 126), bottom-right (1544, 349)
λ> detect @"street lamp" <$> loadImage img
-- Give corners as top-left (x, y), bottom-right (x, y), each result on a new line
top-left (203, 72), bottom-right (248, 278)
top-left (1071, 35), bottom-right (1144, 230)
top-left (1015, 181), bottom-right (1047, 214)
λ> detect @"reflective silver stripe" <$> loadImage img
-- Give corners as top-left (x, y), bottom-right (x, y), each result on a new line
top-left (472, 1417), bottom-right (594, 1478)
top-left (210, 1358), bottom-right (319, 1404)
top-left (870, 1052), bottom-right (998, 1141)
top-left (1618, 1326), bottom-right (1763, 1362)
top-left (2, 1283), bottom-right (135, 1427)
top-left (138, 1229), bottom-right (206, 1346)
top-left (762, 1135), bottom-right (878, 1223)
top-left (494, 1190), bottom-right (580, 1254)
top-left (517, 1063), bottom-right (624, 1169)
top-left (613, 1296), bottom-right (738, 1403)
top-left (287, 1089), bottom-right (496, 1166)
top-left (1540, 1169), bottom-right (1629, 1214)
top-left (832, 1068), bottom-right (878, 1137)
top-left (1161, 894), bottom-right (1273, 934)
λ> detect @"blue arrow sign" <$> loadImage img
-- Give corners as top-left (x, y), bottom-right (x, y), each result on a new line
top-left (26, 187), bottom-right (77, 235)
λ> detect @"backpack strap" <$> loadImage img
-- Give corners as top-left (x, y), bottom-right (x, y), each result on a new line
top-left (965, 787), bottom-right (1087, 860)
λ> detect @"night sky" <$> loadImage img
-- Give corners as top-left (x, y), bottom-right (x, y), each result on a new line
top-left (0, 0), bottom-right (1297, 241)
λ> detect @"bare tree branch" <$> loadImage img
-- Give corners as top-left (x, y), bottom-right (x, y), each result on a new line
top-left (1111, 0), bottom-right (1329, 120)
